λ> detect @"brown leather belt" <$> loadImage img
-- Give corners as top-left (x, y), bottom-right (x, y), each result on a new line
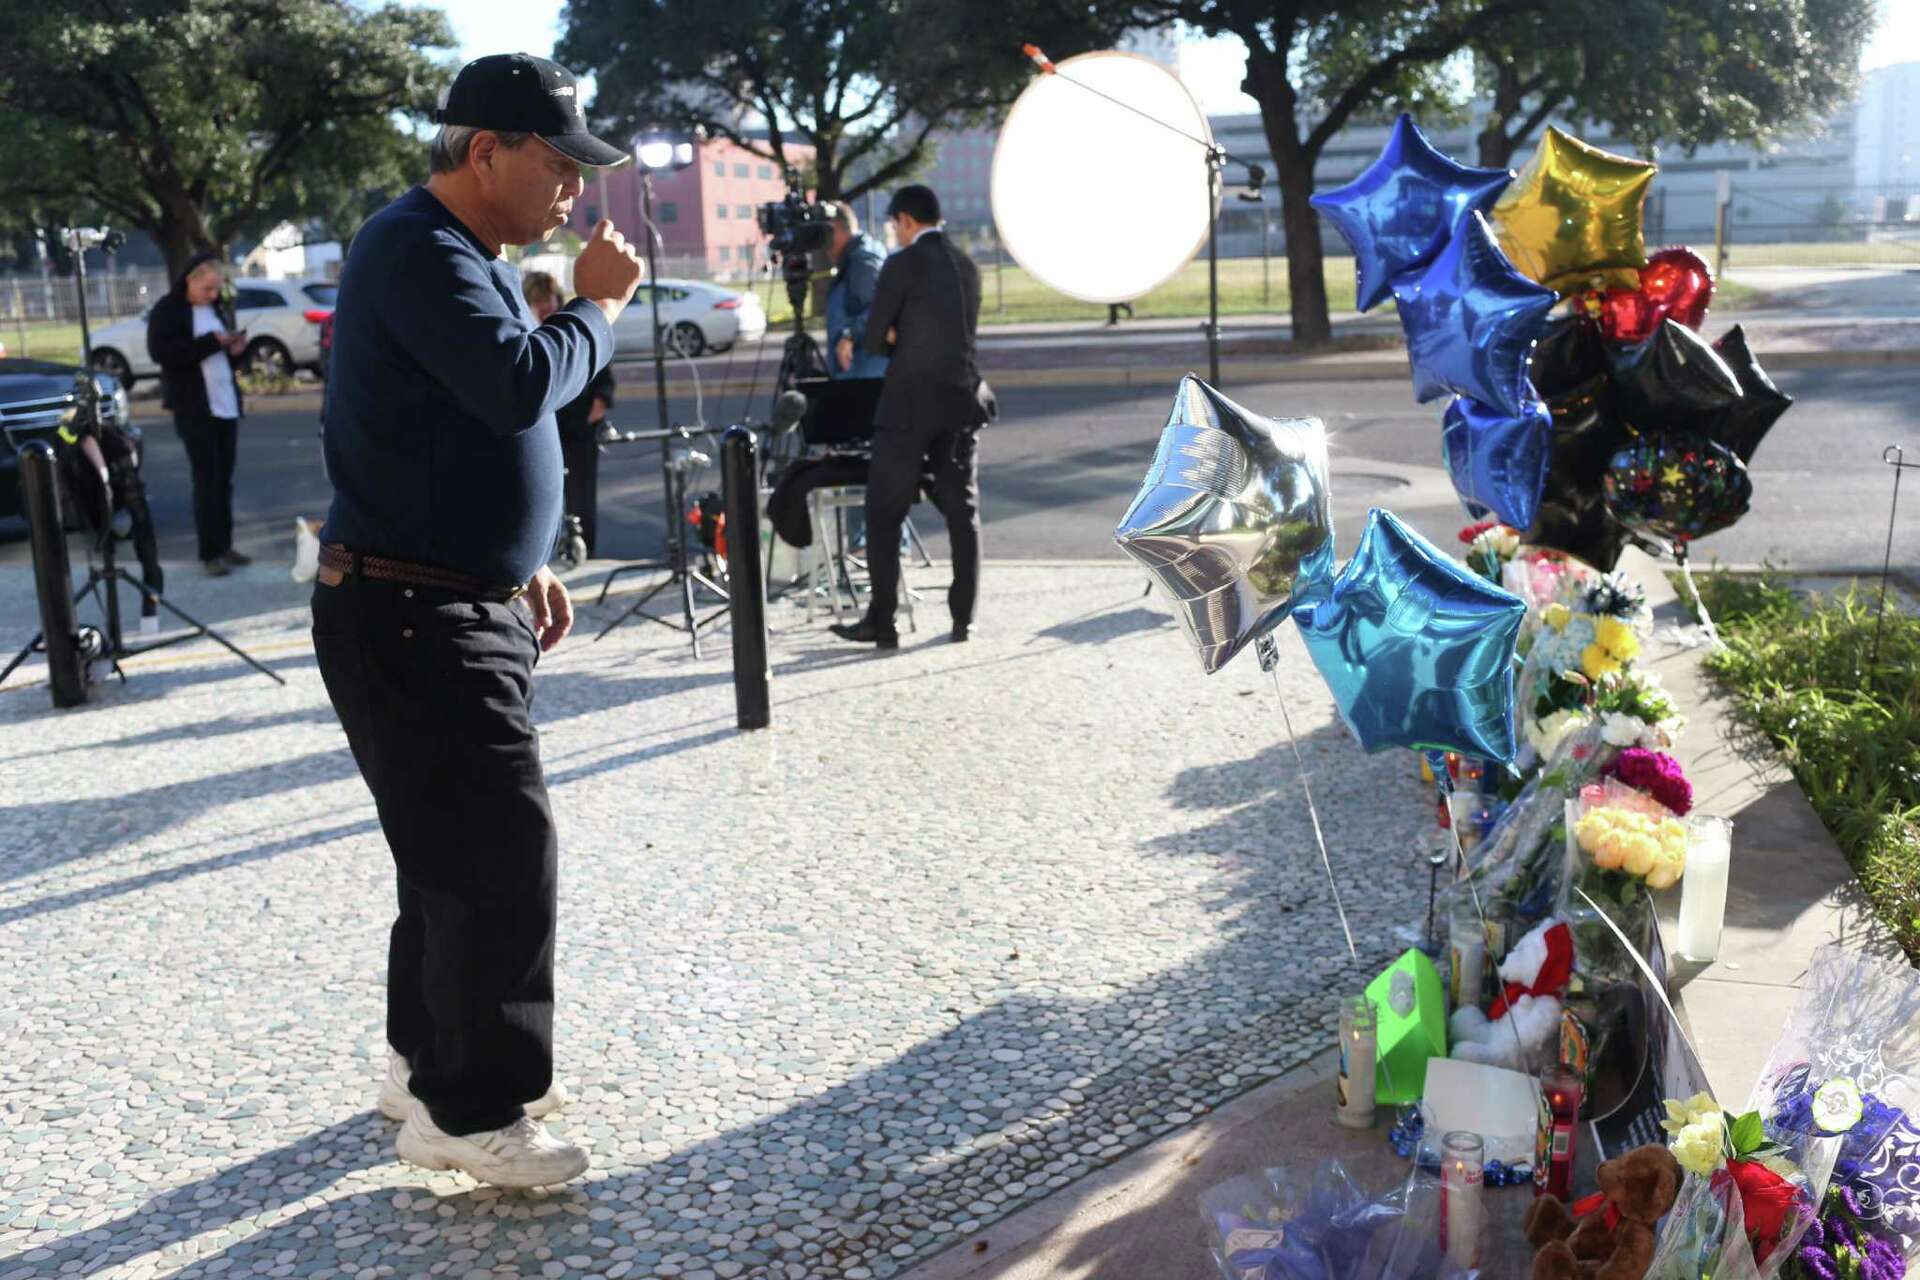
top-left (318, 543), bottom-right (526, 603)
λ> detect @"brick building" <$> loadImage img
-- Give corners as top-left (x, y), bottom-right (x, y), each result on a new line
top-left (567, 135), bottom-right (816, 278)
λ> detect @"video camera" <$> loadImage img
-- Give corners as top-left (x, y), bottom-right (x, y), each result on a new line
top-left (756, 168), bottom-right (834, 262)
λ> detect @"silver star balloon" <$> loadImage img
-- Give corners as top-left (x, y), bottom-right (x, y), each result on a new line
top-left (1115, 376), bottom-right (1336, 673)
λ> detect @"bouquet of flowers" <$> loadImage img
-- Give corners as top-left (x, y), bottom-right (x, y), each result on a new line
top-left (1458, 520), bottom-right (1521, 585)
top-left (1649, 944), bottom-right (1920, 1278)
top-left (1568, 769), bottom-right (1692, 904)
top-left (1645, 1087), bottom-right (1836, 1279)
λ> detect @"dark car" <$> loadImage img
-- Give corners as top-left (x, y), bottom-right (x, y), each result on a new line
top-left (0, 357), bottom-right (134, 521)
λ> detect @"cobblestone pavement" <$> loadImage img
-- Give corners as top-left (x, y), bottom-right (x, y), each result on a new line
top-left (0, 562), bottom-right (1430, 1280)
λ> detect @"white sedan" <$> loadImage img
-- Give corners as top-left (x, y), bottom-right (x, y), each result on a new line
top-left (87, 277), bottom-right (336, 386)
top-left (609, 279), bottom-right (767, 358)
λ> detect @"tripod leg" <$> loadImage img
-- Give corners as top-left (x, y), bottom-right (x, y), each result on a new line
top-left (592, 573), bottom-right (675, 641)
top-left (0, 633), bottom-right (47, 685)
top-left (682, 569), bottom-right (700, 659)
top-left (148, 593), bottom-right (288, 685)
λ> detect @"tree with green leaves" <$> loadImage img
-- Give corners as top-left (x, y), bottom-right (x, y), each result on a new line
top-left (0, 0), bottom-right (453, 276)
top-left (556, 0), bottom-right (1139, 203)
top-left (1131, 0), bottom-right (1532, 345)
top-left (1471, 0), bottom-right (1874, 169)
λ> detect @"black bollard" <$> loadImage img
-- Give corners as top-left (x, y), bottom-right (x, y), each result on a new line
top-left (721, 426), bottom-right (770, 730)
top-left (21, 441), bottom-right (86, 707)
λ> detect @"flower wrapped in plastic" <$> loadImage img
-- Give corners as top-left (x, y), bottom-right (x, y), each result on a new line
top-left (1200, 1158), bottom-right (1487, 1279)
top-left (1642, 1109), bottom-right (1838, 1278)
top-left (1472, 719), bottom-right (1622, 931)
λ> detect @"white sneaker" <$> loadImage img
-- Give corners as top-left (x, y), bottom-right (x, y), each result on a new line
top-left (377, 1051), bottom-right (569, 1122)
top-left (396, 1103), bottom-right (588, 1188)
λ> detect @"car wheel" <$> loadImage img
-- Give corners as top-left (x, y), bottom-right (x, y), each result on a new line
top-left (243, 337), bottom-right (293, 378)
top-left (91, 349), bottom-right (132, 385)
top-left (668, 322), bottom-right (706, 358)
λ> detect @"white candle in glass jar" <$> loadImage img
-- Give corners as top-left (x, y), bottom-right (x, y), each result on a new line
top-left (1677, 815), bottom-right (1733, 962)
top-left (1336, 995), bottom-right (1378, 1127)
top-left (1440, 1130), bottom-right (1483, 1269)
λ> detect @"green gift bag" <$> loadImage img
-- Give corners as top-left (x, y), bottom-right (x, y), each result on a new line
top-left (1364, 948), bottom-right (1448, 1104)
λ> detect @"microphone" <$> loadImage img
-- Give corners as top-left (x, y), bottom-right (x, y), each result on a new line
top-left (771, 389), bottom-right (808, 431)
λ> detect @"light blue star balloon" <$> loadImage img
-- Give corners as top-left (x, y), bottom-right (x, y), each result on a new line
top-left (1392, 211), bottom-right (1559, 419)
top-left (1441, 395), bottom-right (1554, 531)
top-left (1293, 508), bottom-right (1527, 762)
top-left (1311, 114), bottom-right (1514, 312)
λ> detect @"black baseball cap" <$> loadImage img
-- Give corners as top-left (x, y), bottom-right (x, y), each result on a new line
top-left (433, 53), bottom-right (629, 168)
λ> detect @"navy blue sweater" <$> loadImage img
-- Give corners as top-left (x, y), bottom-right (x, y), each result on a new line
top-left (320, 187), bottom-right (614, 585)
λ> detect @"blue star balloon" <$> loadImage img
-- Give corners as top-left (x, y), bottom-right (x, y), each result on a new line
top-left (1294, 508), bottom-right (1527, 762)
top-left (1441, 395), bottom-right (1553, 531)
top-left (1392, 211), bottom-right (1559, 419)
top-left (1312, 114), bottom-right (1514, 312)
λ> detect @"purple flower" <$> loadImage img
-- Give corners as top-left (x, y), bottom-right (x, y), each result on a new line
top-left (1794, 1240), bottom-right (1839, 1280)
top-left (1605, 748), bottom-right (1693, 815)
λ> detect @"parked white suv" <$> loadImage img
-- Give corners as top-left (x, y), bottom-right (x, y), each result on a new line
top-left (609, 279), bottom-right (767, 357)
top-left (88, 278), bottom-right (337, 386)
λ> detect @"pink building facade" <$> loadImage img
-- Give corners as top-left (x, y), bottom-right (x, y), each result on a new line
top-left (568, 136), bottom-right (817, 279)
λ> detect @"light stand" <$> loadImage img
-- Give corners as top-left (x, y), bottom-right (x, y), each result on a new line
top-left (590, 137), bottom-right (732, 657)
top-left (1022, 46), bottom-right (1264, 386)
top-left (0, 228), bottom-right (284, 690)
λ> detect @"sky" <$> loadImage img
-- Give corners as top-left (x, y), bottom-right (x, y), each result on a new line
top-left (418, 0), bottom-right (1919, 119)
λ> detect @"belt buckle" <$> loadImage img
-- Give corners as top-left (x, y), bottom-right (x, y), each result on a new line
top-left (504, 583), bottom-right (528, 604)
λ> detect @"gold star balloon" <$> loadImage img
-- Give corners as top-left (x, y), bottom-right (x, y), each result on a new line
top-left (1492, 127), bottom-right (1656, 293)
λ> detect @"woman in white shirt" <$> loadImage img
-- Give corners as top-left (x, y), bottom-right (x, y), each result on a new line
top-left (145, 252), bottom-right (250, 575)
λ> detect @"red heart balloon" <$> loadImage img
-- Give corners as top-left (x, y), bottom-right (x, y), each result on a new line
top-left (1639, 246), bottom-right (1714, 329)
top-left (1584, 246), bottom-right (1714, 342)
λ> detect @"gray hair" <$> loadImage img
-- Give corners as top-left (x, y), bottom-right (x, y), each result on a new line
top-left (828, 202), bottom-right (858, 234)
top-left (429, 125), bottom-right (534, 175)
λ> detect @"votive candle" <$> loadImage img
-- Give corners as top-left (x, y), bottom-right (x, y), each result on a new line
top-left (1536, 1065), bottom-right (1583, 1200)
top-left (1336, 995), bottom-right (1378, 1128)
top-left (1439, 1130), bottom-right (1484, 1268)
top-left (1448, 897), bottom-right (1486, 1014)
top-left (1677, 815), bottom-right (1733, 962)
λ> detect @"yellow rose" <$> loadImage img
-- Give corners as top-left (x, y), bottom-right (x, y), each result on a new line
top-left (1671, 1118), bottom-right (1725, 1177)
top-left (1543, 603), bottom-right (1571, 632)
top-left (1582, 644), bottom-right (1622, 680)
top-left (1661, 1092), bottom-right (1721, 1134)
top-left (1624, 835), bottom-right (1658, 876)
top-left (1593, 832), bottom-right (1628, 870)
top-left (1645, 861), bottom-right (1682, 890)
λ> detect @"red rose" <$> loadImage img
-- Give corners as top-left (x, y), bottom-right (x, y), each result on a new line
top-left (1724, 1159), bottom-right (1799, 1265)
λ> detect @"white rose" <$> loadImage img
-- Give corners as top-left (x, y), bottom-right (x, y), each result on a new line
top-left (1527, 709), bottom-right (1589, 759)
top-left (1600, 711), bottom-right (1645, 747)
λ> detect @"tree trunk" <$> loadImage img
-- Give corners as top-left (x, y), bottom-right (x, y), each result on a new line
top-left (1273, 149), bottom-right (1331, 348)
top-left (1477, 59), bottom-right (1524, 169)
top-left (1477, 124), bottom-right (1516, 170)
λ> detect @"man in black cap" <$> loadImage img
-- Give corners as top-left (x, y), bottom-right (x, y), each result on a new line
top-left (314, 52), bottom-right (640, 1188)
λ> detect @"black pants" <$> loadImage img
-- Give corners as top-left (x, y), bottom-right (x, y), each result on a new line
top-left (173, 411), bottom-right (237, 561)
top-left (312, 575), bottom-right (557, 1136)
top-left (864, 421), bottom-right (980, 629)
top-left (114, 466), bottom-right (165, 616)
top-left (560, 428), bottom-right (599, 556)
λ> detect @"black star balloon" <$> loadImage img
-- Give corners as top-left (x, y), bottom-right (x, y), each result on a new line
top-left (1524, 374), bottom-right (1632, 572)
top-left (1606, 318), bottom-right (1743, 433)
top-left (1530, 313), bottom-right (1607, 401)
top-left (1706, 325), bottom-right (1793, 463)
top-left (1114, 376), bottom-right (1336, 673)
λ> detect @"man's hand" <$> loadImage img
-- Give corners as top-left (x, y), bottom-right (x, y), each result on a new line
top-left (886, 326), bottom-right (897, 346)
top-left (525, 565), bottom-right (574, 653)
top-left (835, 335), bottom-right (854, 371)
top-left (587, 395), bottom-right (608, 425)
top-left (574, 219), bottom-right (644, 325)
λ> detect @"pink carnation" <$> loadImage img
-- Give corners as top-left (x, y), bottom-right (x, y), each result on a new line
top-left (1605, 749), bottom-right (1693, 816)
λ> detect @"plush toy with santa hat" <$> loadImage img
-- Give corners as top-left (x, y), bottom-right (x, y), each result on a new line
top-left (1450, 918), bottom-right (1573, 1071)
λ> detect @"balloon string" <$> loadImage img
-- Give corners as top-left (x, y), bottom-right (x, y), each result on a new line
top-left (1436, 768), bottom-right (1530, 1071)
top-left (1675, 547), bottom-right (1723, 649)
top-left (1264, 649), bottom-right (1359, 962)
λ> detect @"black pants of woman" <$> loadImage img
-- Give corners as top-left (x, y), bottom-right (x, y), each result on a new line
top-left (173, 411), bottom-right (238, 562)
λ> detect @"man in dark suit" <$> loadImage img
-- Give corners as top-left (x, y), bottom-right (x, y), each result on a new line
top-left (830, 184), bottom-right (992, 649)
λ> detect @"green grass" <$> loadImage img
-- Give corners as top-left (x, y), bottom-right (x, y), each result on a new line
top-left (1686, 568), bottom-right (1920, 960)
top-left (2, 320), bottom-right (85, 364)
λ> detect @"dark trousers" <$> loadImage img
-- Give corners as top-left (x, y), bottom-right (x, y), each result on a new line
top-left (864, 421), bottom-right (981, 629)
top-left (311, 575), bottom-right (557, 1136)
top-left (173, 411), bottom-right (237, 561)
top-left (114, 468), bottom-right (165, 616)
top-left (560, 428), bottom-right (599, 556)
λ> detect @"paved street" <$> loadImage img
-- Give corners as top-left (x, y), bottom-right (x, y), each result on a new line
top-left (0, 563), bottom-right (1428, 1279)
top-left (4, 359), bottom-right (1912, 583)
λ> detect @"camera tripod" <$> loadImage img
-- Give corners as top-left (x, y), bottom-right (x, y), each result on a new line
top-left (1, 518), bottom-right (285, 690)
top-left (591, 423), bottom-right (731, 653)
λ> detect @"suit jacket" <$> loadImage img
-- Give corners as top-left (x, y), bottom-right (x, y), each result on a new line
top-left (864, 230), bottom-right (991, 432)
top-left (146, 290), bottom-right (245, 420)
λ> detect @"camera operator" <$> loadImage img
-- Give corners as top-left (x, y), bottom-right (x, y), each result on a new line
top-left (830, 185), bottom-right (993, 650)
top-left (824, 204), bottom-right (887, 381)
top-left (312, 53), bottom-right (640, 1189)
top-left (523, 270), bottom-right (615, 557)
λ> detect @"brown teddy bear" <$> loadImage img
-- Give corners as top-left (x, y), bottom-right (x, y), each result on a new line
top-left (1523, 1144), bottom-right (1683, 1280)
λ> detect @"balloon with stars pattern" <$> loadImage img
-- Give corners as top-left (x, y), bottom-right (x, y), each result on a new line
top-left (1604, 432), bottom-right (1753, 549)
